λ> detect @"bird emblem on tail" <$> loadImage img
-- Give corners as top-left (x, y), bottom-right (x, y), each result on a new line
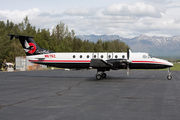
top-left (24, 40), bottom-right (36, 54)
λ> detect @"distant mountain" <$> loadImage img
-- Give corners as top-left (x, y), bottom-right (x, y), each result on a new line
top-left (77, 35), bottom-right (124, 42)
top-left (77, 34), bottom-right (180, 57)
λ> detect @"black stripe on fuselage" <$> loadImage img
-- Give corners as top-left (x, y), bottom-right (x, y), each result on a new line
top-left (32, 62), bottom-right (170, 69)
top-left (129, 63), bottom-right (170, 69)
top-left (34, 62), bottom-right (90, 69)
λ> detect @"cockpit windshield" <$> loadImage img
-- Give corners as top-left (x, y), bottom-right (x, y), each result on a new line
top-left (148, 55), bottom-right (151, 58)
top-left (148, 54), bottom-right (154, 58)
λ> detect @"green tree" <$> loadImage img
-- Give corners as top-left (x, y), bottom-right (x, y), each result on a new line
top-left (0, 16), bottom-right (130, 64)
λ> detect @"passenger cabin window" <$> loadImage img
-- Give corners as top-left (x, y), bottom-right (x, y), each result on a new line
top-left (115, 55), bottom-right (118, 58)
top-left (143, 55), bottom-right (148, 58)
top-left (122, 55), bottom-right (125, 58)
top-left (73, 55), bottom-right (75, 58)
top-left (94, 55), bottom-right (96, 58)
top-left (108, 55), bottom-right (111, 58)
top-left (87, 55), bottom-right (89, 58)
top-left (80, 55), bottom-right (82, 58)
top-left (101, 55), bottom-right (103, 58)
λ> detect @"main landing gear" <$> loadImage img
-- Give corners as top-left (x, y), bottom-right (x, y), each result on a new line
top-left (96, 72), bottom-right (107, 80)
top-left (167, 68), bottom-right (172, 80)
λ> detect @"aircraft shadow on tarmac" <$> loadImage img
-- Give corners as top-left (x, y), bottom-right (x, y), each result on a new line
top-left (5, 70), bottom-right (179, 81)
top-left (8, 74), bottom-right (163, 81)
top-left (8, 74), bottom-right (166, 81)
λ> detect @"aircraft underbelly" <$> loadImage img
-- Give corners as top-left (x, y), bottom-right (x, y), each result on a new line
top-left (130, 63), bottom-right (169, 69)
top-left (32, 62), bottom-right (90, 69)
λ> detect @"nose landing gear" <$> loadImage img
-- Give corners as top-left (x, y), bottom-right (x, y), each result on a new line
top-left (167, 68), bottom-right (172, 80)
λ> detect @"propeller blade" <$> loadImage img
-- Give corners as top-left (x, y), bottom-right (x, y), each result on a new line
top-left (127, 48), bottom-right (129, 60)
top-left (127, 48), bottom-right (130, 75)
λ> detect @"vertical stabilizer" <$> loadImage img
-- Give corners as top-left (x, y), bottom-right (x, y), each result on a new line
top-left (8, 34), bottom-right (55, 56)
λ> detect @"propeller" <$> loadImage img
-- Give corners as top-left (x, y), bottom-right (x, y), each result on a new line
top-left (127, 48), bottom-right (130, 75)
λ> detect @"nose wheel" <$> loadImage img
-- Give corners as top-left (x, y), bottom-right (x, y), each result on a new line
top-left (167, 74), bottom-right (172, 80)
top-left (167, 68), bottom-right (172, 80)
top-left (96, 72), bottom-right (107, 80)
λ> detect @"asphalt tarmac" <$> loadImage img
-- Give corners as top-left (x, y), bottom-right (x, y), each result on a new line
top-left (0, 69), bottom-right (180, 120)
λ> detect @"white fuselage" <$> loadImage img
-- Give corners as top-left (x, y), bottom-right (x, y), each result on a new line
top-left (27, 52), bottom-right (173, 69)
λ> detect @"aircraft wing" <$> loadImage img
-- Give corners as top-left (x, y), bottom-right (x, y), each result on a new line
top-left (90, 58), bottom-right (128, 70)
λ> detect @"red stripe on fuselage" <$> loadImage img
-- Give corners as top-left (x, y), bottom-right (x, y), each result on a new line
top-left (132, 61), bottom-right (169, 65)
top-left (29, 60), bottom-right (91, 63)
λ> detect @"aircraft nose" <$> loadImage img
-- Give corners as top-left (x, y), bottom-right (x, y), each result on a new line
top-left (153, 58), bottom-right (173, 67)
top-left (163, 60), bottom-right (173, 67)
top-left (168, 62), bottom-right (173, 67)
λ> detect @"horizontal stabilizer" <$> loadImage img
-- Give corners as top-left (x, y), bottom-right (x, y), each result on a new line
top-left (8, 34), bottom-right (34, 40)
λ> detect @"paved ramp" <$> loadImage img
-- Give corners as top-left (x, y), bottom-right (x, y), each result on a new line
top-left (0, 70), bottom-right (180, 120)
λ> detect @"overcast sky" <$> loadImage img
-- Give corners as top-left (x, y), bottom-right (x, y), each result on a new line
top-left (0, 0), bottom-right (180, 38)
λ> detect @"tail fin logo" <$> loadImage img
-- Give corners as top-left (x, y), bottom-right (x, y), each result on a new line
top-left (28, 43), bottom-right (36, 54)
top-left (24, 40), bottom-right (37, 54)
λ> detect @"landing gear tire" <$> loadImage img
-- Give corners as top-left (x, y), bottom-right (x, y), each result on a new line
top-left (167, 75), bottom-right (172, 80)
top-left (101, 73), bottom-right (106, 78)
top-left (96, 74), bottom-right (101, 80)
top-left (167, 68), bottom-right (172, 80)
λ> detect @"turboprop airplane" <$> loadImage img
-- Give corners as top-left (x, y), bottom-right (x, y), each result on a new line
top-left (8, 34), bottom-right (173, 80)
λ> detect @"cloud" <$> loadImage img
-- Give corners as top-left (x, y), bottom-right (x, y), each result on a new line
top-left (0, 13), bottom-right (6, 20)
top-left (0, 1), bottom-right (180, 38)
top-left (64, 7), bottom-right (96, 16)
top-left (0, 8), bottom-right (61, 29)
top-left (103, 2), bottom-right (162, 18)
top-left (38, 11), bottom-right (63, 18)
top-left (0, 8), bottom-right (41, 23)
top-left (143, 0), bottom-right (171, 4)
